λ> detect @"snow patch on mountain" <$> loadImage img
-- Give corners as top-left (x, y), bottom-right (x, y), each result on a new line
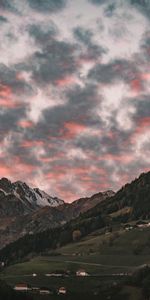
top-left (0, 178), bottom-right (64, 208)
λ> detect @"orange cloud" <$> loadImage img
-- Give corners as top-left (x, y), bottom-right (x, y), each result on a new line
top-left (54, 76), bottom-right (76, 87)
top-left (99, 153), bottom-right (133, 164)
top-left (18, 120), bottom-right (34, 128)
top-left (60, 121), bottom-right (87, 139)
top-left (141, 73), bottom-right (150, 80)
top-left (0, 85), bottom-right (19, 108)
top-left (130, 117), bottom-right (150, 143)
top-left (130, 78), bottom-right (142, 93)
top-left (0, 162), bottom-right (11, 177)
top-left (21, 140), bottom-right (45, 148)
top-left (0, 157), bottom-right (37, 181)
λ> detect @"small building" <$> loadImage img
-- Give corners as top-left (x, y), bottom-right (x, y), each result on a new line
top-left (40, 287), bottom-right (51, 294)
top-left (136, 220), bottom-right (149, 228)
top-left (1, 261), bottom-right (5, 267)
top-left (58, 287), bottom-right (67, 295)
top-left (124, 224), bottom-right (133, 231)
top-left (76, 269), bottom-right (89, 276)
top-left (14, 283), bottom-right (31, 291)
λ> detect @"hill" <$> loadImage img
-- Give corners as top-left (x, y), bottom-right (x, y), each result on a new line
top-left (0, 177), bottom-right (114, 249)
top-left (0, 171), bottom-right (149, 265)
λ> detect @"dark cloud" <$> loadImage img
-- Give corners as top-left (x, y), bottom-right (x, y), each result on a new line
top-left (73, 26), bottom-right (106, 61)
top-left (104, 4), bottom-right (116, 17)
top-left (27, 0), bottom-right (66, 13)
top-left (88, 0), bottom-right (106, 5)
top-left (73, 27), bottom-right (93, 45)
top-left (28, 40), bottom-right (78, 85)
top-left (141, 31), bottom-right (150, 61)
top-left (88, 59), bottom-right (137, 84)
top-left (0, 15), bottom-right (8, 23)
top-left (130, 0), bottom-right (150, 17)
top-left (0, 107), bottom-right (26, 134)
top-left (0, 64), bottom-right (33, 96)
top-left (28, 22), bottom-right (58, 44)
top-left (24, 84), bottom-right (98, 143)
top-left (0, 0), bottom-right (19, 13)
top-left (133, 96), bottom-right (150, 120)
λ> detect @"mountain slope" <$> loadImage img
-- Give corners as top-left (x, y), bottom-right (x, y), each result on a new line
top-left (0, 177), bottom-right (64, 217)
top-left (0, 171), bottom-right (149, 264)
top-left (0, 177), bottom-right (114, 249)
top-left (86, 171), bottom-right (150, 222)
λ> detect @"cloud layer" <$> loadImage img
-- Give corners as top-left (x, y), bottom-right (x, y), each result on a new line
top-left (0, 0), bottom-right (150, 201)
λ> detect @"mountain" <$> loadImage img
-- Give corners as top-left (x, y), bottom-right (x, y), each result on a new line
top-left (0, 177), bottom-right (64, 216)
top-left (0, 177), bottom-right (65, 248)
top-left (86, 171), bottom-right (150, 222)
top-left (0, 177), bottom-right (114, 249)
top-left (0, 171), bottom-right (149, 264)
top-left (60, 190), bottom-right (115, 220)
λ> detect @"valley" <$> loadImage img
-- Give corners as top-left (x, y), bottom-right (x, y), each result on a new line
top-left (0, 171), bottom-right (150, 299)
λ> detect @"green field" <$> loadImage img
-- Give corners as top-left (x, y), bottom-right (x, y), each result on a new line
top-left (1, 226), bottom-right (150, 299)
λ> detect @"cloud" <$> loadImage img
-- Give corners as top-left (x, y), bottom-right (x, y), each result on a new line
top-left (88, 0), bottom-right (106, 5)
top-left (0, 64), bottom-right (33, 96)
top-left (130, 0), bottom-right (150, 18)
top-left (27, 0), bottom-right (67, 13)
top-left (0, 16), bottom-right (8, 23)
top-left (88, 58), bottom-right (139, 84)
top-left (27, 40), bottom-right (78, 85)
top-left (0, 0), bottom-right (18, 13)
top-left (28, 22), bottom-right (58, 44)
top-left (73, 27), bottom-right (93, 45)
top-left (0, 0), bottom-right (149, 201)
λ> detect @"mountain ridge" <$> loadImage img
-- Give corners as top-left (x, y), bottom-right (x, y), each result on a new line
top-left (0, 177), bottom-right (114, 249)
top-left (0, 171), bottom-right (149, 264)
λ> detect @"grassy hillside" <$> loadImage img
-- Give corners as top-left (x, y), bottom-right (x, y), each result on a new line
top-left (2, 226), bottom-right (150, 277)
top-left (1, 225), bottom-right (150, 299)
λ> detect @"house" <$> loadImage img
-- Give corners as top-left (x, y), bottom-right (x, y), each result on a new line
top-left (136, 220), bottom-right (149, 228)
top-left (14, 283), bottom-right (31, 291)
top-left (124, 224), bottom-right (133, 231)
top-left (58, 287), bottom-right (67, 295)
top-left (76, 269), bottom-right (89, 276)
top-left (0, 261), bottom-right (5, 267)
top-left (40, 287), bottom-right (51, 294)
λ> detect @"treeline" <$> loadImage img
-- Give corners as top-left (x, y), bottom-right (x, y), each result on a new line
top-left (81, 171), bottom-right (150, 221)
top-left (0, 213), bottom-right (105, 265)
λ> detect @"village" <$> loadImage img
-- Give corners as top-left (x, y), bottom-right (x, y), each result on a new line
top-left (13, 269), bottom-right (89, 296)
top-left (13, 267), bottom-right (134, 297)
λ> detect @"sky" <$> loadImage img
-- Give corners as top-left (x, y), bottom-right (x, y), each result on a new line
top-left (0, 0), bottom-right (150, 202)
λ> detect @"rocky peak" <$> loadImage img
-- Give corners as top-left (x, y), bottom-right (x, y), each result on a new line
top-left (0, 177), bottom-right (12, 193)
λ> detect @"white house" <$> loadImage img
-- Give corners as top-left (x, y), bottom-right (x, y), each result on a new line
top-left (40, 288), bottom-right (51, 294)
top-left (76, 269), bottom-right (89, 276)
top-left (58, 287), bottom-right (67, 294)
top-left (14, 283), bottom-right (31, 291)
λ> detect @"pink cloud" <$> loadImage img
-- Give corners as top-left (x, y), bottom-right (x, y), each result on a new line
top-left (99, 153), bottom-right (133, 164)
top-left (0, 162), bottom-right (11, 177)
top-left (60, 121), bottom-right (87, 139)
top-left (0, 85), bottom-right (19, 108)
top-left (18, 120), bottom-right (34, 128)
top-left (54, 76), bottom-right (76, 87)
top-left (130, 117), bottom-right (150, 143)
top-left (0, 157), bottom-right (37, 181)
top-left (130, 78), bottom-right (143, 93)
top-left (21, 140), bottom-right (45, 148)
